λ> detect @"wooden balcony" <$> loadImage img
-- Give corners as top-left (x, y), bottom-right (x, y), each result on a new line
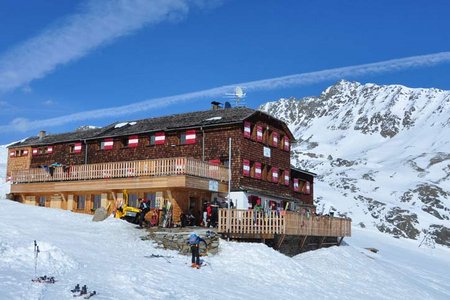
top-left (10, 157), bottom-right (229, 184)
top-left (217, 209), bottom-right (351, 238)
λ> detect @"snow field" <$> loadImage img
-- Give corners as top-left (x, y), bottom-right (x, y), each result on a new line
top-left (0, 199), bottom-right (449, 300)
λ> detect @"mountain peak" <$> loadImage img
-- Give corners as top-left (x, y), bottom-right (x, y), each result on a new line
top-left (260, 81), bottom-right (450, 247)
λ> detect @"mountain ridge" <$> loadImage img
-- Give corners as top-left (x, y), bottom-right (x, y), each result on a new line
top-left (260, 80), bottom-right (450, 247)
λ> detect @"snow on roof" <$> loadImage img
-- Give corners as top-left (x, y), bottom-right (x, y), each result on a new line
top-left (204, 116), bottom-right (223, 121)
top-left (114, 122), bottom-right (137, 128)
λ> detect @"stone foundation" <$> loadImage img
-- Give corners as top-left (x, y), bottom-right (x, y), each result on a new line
top-left (142, 227), bottom-right (220, 255)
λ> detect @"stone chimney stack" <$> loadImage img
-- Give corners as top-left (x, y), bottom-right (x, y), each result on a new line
top-left (38, 130), bottom-right (46, 140)
top-left (211, 101), bottom-right (222, 110)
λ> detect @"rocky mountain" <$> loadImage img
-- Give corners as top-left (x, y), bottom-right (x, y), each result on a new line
top-left (260, 80), bottom-right (450, 247)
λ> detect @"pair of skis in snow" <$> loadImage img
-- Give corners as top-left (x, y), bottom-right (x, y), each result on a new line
top-left (31, 275), bottom-right (56, 284)
top-left (31, 241), bottom-right (57, 284)
top-left (71, 284), bottom-right (97, 299)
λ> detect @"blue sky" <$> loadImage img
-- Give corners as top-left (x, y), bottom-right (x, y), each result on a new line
top-left (1, 0), bottom-right (450, 144)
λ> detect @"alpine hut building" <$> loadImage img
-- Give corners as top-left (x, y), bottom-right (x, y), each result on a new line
top-left (6, 105), bottom-right (351, 252)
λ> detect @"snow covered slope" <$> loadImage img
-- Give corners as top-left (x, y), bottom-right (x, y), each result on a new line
top-left (0, 199), bottom-right (449, 300)
top-left (260, 80), bottom-right (450, 246)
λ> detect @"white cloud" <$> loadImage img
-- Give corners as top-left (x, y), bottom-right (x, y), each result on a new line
top-left (22, 85), bottom-right (32, 94)
top-left (0, 0), bottom-right (218, 93)
top-left (42, 100), bottom-right (55, 106)
top-left (1, 51), bottom-right (450, 134)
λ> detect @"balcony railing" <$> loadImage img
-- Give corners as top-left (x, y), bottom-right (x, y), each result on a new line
top-left (218, 209), bottom-right (351, 237)
top-left (11, 157), bottom-right (229, 184)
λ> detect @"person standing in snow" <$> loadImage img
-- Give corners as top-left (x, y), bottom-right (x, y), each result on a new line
top-left (139, 198), bottom-right (150, 228)
top-left (187, 232), bottom-right (207, 268)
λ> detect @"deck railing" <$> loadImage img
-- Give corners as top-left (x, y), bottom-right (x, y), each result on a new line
top-left (218, 209), bottom-right (351, 237)
top-left (11, 157), bottom-right (229, 184)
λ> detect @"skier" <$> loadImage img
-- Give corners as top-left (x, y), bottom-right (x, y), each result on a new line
top-left (187, 232), bottom-right (207, 269)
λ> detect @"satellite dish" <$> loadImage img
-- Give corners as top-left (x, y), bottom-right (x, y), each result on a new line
top-left (224, 86), bottom-right (246, 106)
top-left (235, 86), bottom-right (244, 98)
top-left (224, 101), bottom-right (232, 108)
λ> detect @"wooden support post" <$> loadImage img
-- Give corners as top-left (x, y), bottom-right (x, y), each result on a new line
top-left (60, 193), bottom-right (66, 202)
top-left (276, 234), bottom-right (286, 250)
top-left (299, 235), bottom-right (308, 252)
top-left (337, 236), bottom-right (344, 246)
top-left (111, 192), bottom-right (116, 202)
top-left (318, 236), bottom-right (326, 249)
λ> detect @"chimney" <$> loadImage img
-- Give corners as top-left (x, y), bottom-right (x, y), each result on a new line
top-left (38, 130), bottom-right (46, 140)
top-left (211, 101), bottom-right (222, 110)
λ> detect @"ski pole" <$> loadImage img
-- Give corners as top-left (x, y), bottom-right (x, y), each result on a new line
top-left (34, 241), bottom-right (40, 277)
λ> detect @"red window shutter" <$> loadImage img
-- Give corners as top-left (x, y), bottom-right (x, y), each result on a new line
top-left (256, 126), bottom-right (263, 142)
top-left (303, 181), bottom-right (311, 194)
top-left (284, 137), bottom-right (290, 151)
top-left (284, 170), bottom-right (290, 186)
top-left (293, 178), bottom-right (299, 192)
top-left (23, 150), bottom-right (29, 155)
top-left (272, 132), bottom-right (279, 147)
top-left (74, 143), bottom-right (82, 153)
top-left (9, 151), bottom-right (15, 157)
top-left (243, 159), bottom-right (250, 176)
top-left (47, 146), bottom-right (53, 154)
top-left (243, 121), bottom-right (251, 138)
top-left (128, 135), bottom-right (139, 148)
top-left (32, 148), bottom-right (39, 156)
top-left (271, 167), bottom-right (279, 183)
top-left (155, 132), bottom-right (165, 145)
top-left (185, 130), bottom-right (196, 144)
top-left (254, 162), bottom-right (262, 179)
top-left (103, 138), bottom-right (114, 150)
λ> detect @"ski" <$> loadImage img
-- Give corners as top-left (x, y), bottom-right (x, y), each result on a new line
top-left (31, 275), bottom-right (56, 284)
top-left (84, 291), bottom-right (97, 299)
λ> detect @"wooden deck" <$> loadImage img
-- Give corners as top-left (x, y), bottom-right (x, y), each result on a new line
top-left (10, 157), bottom-right (229, 184)
top-left (217, 209), bottom-right (351, 238)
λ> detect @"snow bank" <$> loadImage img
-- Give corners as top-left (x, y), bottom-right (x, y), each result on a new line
top-left (0, 199), bottom-right (449, 300)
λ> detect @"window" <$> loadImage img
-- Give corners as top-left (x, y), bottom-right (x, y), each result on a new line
top-left (256, 126), bottom-right (263, 142)
top-left (77, 195), bottom-right (86, 210)
top-left (100, 139), bottom-right (114, 150)
top-left (145, 193), bottom-right (157, 208)
top-left (302, 181), bottom-right (311, 195)
top-left (293, 179), bottom-right (299, 192)
top-left (243, 121), bottom-right (252, 138)
top-left (271, 167), bottom-right (279, 183)
top-left (149, 132), bottom-right (165, 145)
top-left (70, 143), bottom-right (82, 154)
top-left (39, 196), bottom-right (46, 207)
top-left (253, 162), bottom-right (262, 179)
top-left (180, 130), bottom-right (196, 145)
top-left (282, 136), bottom-right (290, 152)
top-left (242, 159), bottom-right (250, 176)
top-left (126, 136), bottom-right (139, 148)
top-left (271, 132), bottom-right (279, 147)
top-left (93, 194), bottom-right (102, 210)
top-left (128, 193), bottom-right (139, 208)
top-left (283, 170), bottom-right (290, 186)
